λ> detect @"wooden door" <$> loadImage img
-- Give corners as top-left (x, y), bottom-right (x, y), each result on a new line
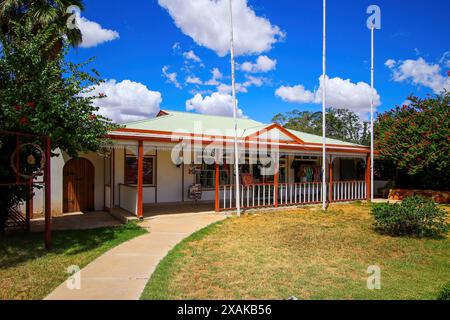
top-left (63, 158), bottom-right (95, 213)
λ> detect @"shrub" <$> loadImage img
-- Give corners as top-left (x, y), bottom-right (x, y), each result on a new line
top-left (437, 282), bottom-right (450, 300)
top-left (371, 196), bottom-right (448, 237)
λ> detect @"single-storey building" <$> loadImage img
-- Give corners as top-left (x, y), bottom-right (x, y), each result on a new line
top-left (31, 110), bottom-right (374, 217)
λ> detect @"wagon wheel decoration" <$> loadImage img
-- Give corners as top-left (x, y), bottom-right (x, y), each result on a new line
top-left (10, 143), bottom-right (46, 180)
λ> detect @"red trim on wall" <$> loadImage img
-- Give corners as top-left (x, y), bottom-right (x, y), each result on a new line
top-left (108, 134), bottom-right (371, 154)
top-left (245, 123), bottom-right (305, 144)
top-left (365, 154), bottom-right (371, 201)
top-left (329, 158), bottom-right (334, 203)
top-left (215, 163), bottom-right (220, 212)
top-left (137, 141), bottom-right (144, 218)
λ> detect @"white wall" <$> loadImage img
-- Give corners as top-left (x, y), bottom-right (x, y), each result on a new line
top-left (32, 149), bottom-right (104, 215)
top-left (114, 147), bottom-right (125, 207)
top-left (156, 150), bottom-right (183, 203)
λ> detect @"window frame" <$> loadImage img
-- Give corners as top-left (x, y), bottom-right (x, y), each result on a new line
top-left (123, 151), bottom-right (156, 186)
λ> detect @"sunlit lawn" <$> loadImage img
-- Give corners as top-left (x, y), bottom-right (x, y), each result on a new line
top-left (142, 203), bottom-right (449, 300)
top-left (0, 223), bottom-right (146, 300)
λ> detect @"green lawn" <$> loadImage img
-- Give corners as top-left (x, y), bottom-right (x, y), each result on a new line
top-left (0, 223), bottom-right (146, 300)
top-left (141, 203), bottom-right (449, 300)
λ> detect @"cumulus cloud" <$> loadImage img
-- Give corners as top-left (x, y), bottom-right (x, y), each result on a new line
top-left (275, 85), bottom-right (315, 104)
top-left (439, 51), bottom-right (450, 68)
top-left (183, 50), bottom-right (202, 63)
top-left (162, 66), bottom-right (182, 89)
top-left (212, 68), bottom-right (223, 80)
top-left (216, 75), bottom-right (265, 94)
top-left (384, 59), bottom-right (396, 68)
top-left (275, 76), bottom-right (381, 117)
top-left (186, 76), bottom-right (203, 85)
top-left (158, 0), bottom-right (285, 57)
top-left (217, 83), bottom-right (248, 94)
top-left (89, 80), bottom-right (162, 123)
top-left (205, 68), bottom-right (224, 85)
top-left (240, 55), bottom-right (277, 73)
top-left (385, 57), bottom-right (450, 93)
top-left (186, 92), bottom-right (244, 117)
top-left (78, 17), bottom-right (120, 48)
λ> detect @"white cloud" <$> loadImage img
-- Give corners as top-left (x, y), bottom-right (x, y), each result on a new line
top-left (158, 0), bottom-right (285, 57)
top-left (78, 17), bottom-right (120, 48)
top-left (215, 75), bottom-right (265, 94)
top-left (275, 85), bottom-right (315, 104)
top-left (162, 66), bottom-right (182, 89)
top-left (385, 57), bottom-right (450, 93)
top-left (275, 76), bottom-right (381, 116)
top-left (205, 68), bottom-right (223, 85)
top-left (439, 51), bottom-right (450, 68)
top-left (212, 68), bottom-right (223, 80)
top-left (172, 42), bottom-right (181, 54)
top-left (240, 55), bottom-right (277, 73)
top-left (89, 80), bottom-right (162, 123)
top-left (384, 59), bottom-right (396, 68)
top-left (183, 50), bottom-right (202, 63)
top-left (243, 75), bottom-right (265, 87)
top-left (217, 83), bottom-right (248, 94)
top-left (186, 92), bottom-right (244, 117)
top-left (186, 76), bottom-right (203, 85)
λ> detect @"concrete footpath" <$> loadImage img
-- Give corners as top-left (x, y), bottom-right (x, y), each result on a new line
top-left (45, 212), bottom-right (227, 300)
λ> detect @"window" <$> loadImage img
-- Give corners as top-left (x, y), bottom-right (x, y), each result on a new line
top-left (194, 164), bottom-right (231, 189)
top-left (124, 151), bottom-right (155, 185)
top-left (195, 164), bottom-right (215, 189)
top-left (252, 155), bottom-right (287, 183)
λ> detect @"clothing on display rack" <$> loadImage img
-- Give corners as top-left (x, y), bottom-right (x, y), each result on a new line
top-left (300, 165), bottom-right (322, 182)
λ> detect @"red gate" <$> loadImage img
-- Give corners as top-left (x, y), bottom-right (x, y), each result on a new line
top-left (0, 130), bottom-right (52, 249)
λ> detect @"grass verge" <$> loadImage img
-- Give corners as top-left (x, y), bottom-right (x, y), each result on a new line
top-left (0, 222), bottom-right (147, 300)
top-left (141, 204), bottom-right (449, 300)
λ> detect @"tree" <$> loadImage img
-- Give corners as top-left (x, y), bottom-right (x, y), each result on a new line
top-left (0, 23), bottom-right (115, 231)
top-left (272, 108), bottom-right (370, 146)
top-left (375, 92), bottom-right (450, 190)
top-left (0, 0), bottom-right (84, 56)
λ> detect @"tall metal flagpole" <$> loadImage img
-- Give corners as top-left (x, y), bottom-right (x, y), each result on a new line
top-left (229, 0), bottom-right (241, 217)
top-left (370, 24), bottom-right (375, 203)
top-left (367, 5), bottom-right (381, 203)
top-left (322, 0), bottom-right (327, 210)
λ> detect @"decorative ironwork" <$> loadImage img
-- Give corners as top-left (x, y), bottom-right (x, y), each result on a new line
top-left (10, 143), bottom-right (46, 179)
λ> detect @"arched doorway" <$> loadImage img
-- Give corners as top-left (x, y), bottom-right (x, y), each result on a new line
top-left (63, 158), bottom-right (95, 213)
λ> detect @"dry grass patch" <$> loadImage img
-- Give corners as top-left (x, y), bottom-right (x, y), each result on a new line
top-left (142, 203), bottom-right (449, 300)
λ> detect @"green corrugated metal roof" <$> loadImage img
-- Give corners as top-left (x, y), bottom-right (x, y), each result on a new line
top-left (124, 110), bottom-right (263, 133)
top-left (122, 110), bottom-right (365, 147)
top-left (288, 129), bottom-right (364, 147)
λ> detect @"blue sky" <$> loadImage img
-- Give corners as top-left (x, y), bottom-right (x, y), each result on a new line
top-left (68, 0), bottom-right (450, 124)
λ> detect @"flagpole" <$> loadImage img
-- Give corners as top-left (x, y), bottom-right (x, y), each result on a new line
top-left (229, 0), bottom-right (241, 217)
top-left (322, 0), bottom-right (327, 210)
top-left (370, 24), bottom-right (374, 203)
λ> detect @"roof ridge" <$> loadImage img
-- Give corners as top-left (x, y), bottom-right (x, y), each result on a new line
top-left (161, 109), bottom-right (263, 123)
top-left (121, 113), bottom-right (173, 125)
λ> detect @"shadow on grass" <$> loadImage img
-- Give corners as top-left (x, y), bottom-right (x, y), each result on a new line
top-left (0, 223), bottom-right (145, 269)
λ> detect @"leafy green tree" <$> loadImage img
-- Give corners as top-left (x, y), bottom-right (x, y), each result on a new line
top-left (0, 23), bottom-right (115, 231)
top-left (0, 0), bottom-right (84, 56)
top-left (375, 92), bottom-right (450, 190)
top-left (272, 108), bottom-right (370, 146)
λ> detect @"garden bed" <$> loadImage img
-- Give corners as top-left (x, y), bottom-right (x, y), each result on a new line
top-left (388, 189), bottom-right (450, 204)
